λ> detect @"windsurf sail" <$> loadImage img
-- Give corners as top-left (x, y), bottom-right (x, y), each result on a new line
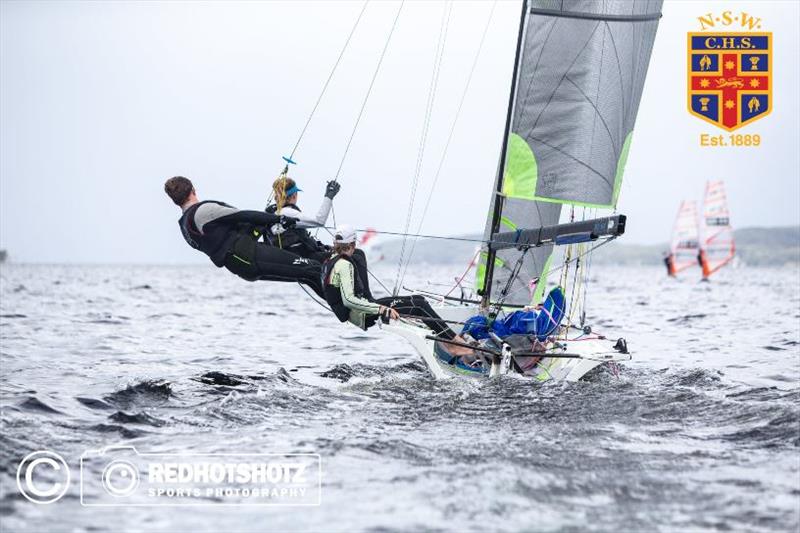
top-left (699, 180), bottom-right (735, 279)
top-left (477, 0), bottom-right (663, 306)
top-left (669, 200), bottom-right (700, 275)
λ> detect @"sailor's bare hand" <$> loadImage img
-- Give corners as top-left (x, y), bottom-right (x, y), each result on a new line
top-left (379, 306), bottom-right (399, 320)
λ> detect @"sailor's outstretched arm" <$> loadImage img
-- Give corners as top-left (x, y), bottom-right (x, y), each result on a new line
top-left (311, 197), bottom-right (333, 227)
top-left (284, 181), bottom-right (339, 228)
top-left (217, 209), bottom-right (285, 226)
top-left (281, 203), bottom-right (330, 229)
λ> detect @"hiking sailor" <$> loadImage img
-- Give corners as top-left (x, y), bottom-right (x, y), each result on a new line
top-left (268, 178), bottom-right (375, 299)
top-left (321, 225), bottom-right (462, 341)
top-left (266, 177), bottom-right (339, 262)
top-left (164, 176), bottom-right (325, 298)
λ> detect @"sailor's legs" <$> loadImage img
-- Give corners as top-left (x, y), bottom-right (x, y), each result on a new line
top-left (375, 295), bottom-right (456, 340)
top-left (248, 243), bottom-right (325, 298)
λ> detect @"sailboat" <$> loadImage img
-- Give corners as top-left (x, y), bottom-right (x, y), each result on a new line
top-left (383, 0), bottom-right (663, 382)
top-left (699, 180), bottom-right (735, 280)
top-left (667, 200), bottom-right (701, 276)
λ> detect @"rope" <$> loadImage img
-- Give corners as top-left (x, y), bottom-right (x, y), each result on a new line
top-left (490, 247), bottom-right (528, 314)
top-left (397, 0), bottom-right (498, 288)
top-left (333, 0), bottom-right (404, 181)
top-left (285, 1), bottom-right (369, 163)
top-left (393, 0), bottom-right (452, 295)
top-left (297, 283), bottom-right (333, 312)
top-left (443, 248), bottom-right (480, 299)
top-left (467, 236), bottom-right (618, 305)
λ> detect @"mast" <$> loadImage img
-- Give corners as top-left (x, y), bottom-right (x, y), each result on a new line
top-left (480, 0), bottom-right (529, 307)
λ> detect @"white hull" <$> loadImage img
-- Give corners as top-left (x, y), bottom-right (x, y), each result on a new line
top-left (382, 304), bottom-right (630, 382)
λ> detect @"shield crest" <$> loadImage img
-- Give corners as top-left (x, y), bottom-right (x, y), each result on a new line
top-left (687, 33), bottom-right (772, 131)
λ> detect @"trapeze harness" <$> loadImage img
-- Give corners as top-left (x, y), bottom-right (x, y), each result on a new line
top-left (178, 201), bottom-right (325, 297)
top-left (321, 254), bottom-right (367, 322)
top-left (265, 203), bottom-right (329, 260)
top-left (322, 254), bottom-right (455, 339)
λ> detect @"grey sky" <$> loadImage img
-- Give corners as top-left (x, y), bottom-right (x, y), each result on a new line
top-left (1, 0), bottom-right (798, 264)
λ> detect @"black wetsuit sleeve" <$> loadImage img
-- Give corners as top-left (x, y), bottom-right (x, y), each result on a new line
top-left (216, 210), bottom-right (283, 227)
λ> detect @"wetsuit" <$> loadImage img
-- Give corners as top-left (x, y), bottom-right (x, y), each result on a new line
top-left (322, 254), bottom-right (453, 339)
top-left (265, 203), bottom-right (331, 262)
top-left (265, 201), bottom-right (374, 299)
top-left (664, 254), bottom-right (674, 276)
top-left (178, 200), bottom-right (324, 298)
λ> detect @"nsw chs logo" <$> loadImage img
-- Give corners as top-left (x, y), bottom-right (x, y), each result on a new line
top-left (687, 11), bottom-right (772, 131)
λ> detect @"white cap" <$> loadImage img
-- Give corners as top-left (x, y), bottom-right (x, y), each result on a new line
top-left (333, 225), bottom-right (357, 244)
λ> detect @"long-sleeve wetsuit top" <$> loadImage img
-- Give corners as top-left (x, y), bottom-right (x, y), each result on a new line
top-left (329, 258), bottom-right (380, 328)
top-left (179, 200), bottom-right (283, 267)
top-left (273, 199), bottom-right (332, 229)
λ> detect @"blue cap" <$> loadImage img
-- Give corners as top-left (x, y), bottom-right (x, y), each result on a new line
top-left (285, 185), bottom-right (302, 196)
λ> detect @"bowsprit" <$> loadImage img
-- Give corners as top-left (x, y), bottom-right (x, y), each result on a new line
top-left (687, 32), bottom-right (772, 131)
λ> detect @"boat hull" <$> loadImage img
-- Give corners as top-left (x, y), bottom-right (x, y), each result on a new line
top-left (382, 304), bottom-right (630, 382)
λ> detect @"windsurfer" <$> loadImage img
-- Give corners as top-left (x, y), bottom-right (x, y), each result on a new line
top-left (164, 176), bottom-right (325, 297)
top-left (663, 251), bottom-right (675, 276)
top-left (322, 226), bottom-right (467, 346)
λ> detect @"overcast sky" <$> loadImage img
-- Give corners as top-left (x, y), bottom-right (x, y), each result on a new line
top-left (1, 0), bottom-right (798, 264)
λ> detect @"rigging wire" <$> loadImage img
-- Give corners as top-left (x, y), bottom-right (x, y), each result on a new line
top-left (333, 0), bottom-right (405, 181)
top-left (267, 1), bottom-right (368, 211)
top-left (397, 0), bottom-right (498, 288)
top-left (476, 236), bottom-right (618, 305)
top-left (393, 0), bottom-right (453, 295)
top-left (285, 1), bottom-right (369, 164)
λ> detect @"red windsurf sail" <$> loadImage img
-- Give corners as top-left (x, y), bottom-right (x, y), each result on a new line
top-left (699, 180), bottom-right (735, 279)
top-left (670, 200), bottom-right (700, 275)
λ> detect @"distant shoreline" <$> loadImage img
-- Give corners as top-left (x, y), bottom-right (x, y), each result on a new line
top-left (0, 226), bottom-right (797, 267)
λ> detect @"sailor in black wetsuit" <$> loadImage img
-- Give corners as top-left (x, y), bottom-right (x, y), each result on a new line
top-left (663, 251), bottom-right (675, 277)
top-left (265, 177), bottom-right (337, 263)
top-left (164, 176), bottom-right (325, 298)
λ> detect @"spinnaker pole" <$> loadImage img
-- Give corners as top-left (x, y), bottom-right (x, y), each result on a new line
top-left (480, 0), bottom-right (529, 307)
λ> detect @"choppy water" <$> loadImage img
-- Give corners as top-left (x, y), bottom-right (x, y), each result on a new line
top-left (0, 263), bottom-right (798, 532)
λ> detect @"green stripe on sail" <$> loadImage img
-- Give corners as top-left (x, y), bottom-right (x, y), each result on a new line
top-left (502, 133), bottom-right (538, 200)
top-left (500, 216), bottom-right (517, 230)
top-left (531, 253), bottom-right (553, 304)
top-left (611, 132), bottom-right (633, 208)
top-left (475, 252), bottom-right (505, 292)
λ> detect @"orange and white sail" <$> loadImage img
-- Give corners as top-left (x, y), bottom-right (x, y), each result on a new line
top-left (669, 200), bottom-right (700, 275)
top-left (699, 180), bottom-right (735, 279)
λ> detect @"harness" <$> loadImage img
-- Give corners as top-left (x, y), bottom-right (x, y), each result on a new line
top-left (179, 202), bottom-right (205, 251)
top-left (321, 254), bottom-right (367, 322)
top-left (179, 201), bottom-right (266, 276)
top-left (265, 203), bottom-right (317, 250)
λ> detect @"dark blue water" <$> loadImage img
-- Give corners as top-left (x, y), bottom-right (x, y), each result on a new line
top-left (1, 264), bottom-right (798, 532)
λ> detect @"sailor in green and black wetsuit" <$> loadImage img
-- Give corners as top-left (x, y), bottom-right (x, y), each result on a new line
top-left (164, 176), bottom-right (325, 298)
top-left (321, 226), bottom-right (458, 339)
